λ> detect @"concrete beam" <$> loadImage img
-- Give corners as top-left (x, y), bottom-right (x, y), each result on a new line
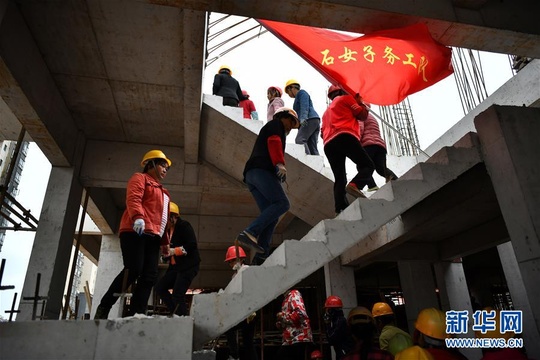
top-left (149, 0), bottom-right (540, 58)
top-left (182, 10), bottom-right (206, 165)
top-left (76, 234), bottom-right (102, 266)
top-left (0, 2), bottom-right (78, 166)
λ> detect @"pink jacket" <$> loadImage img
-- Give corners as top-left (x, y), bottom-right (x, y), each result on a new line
top-left (267, 97), bottom-right (284, 121)
top-left (119, 172), bottom-right (170, 237)
top-left (360, 113), bottom-right (386, 149)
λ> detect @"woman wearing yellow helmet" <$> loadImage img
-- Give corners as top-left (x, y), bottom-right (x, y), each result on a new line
top-left (94, 149), bottom-right (172, 319)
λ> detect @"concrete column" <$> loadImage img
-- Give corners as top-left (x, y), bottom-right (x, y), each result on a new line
top-left (18, 166), bottom-right (83, 321)
top-left (434, 261), bottom-right (482, 360)
top-left (475, 106), bottom-right (540, 339)
top-left (498, 241), bottom-right (540, 359)
top-left (91, 234), bottom-right (123, 319)
top-left (398, 261), bottom-right (439, 335)
top-left (324, 258), bottom-right (357, 314)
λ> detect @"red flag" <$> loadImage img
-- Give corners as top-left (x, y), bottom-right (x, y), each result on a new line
top-left (258, 20), bottom-right (453, 105)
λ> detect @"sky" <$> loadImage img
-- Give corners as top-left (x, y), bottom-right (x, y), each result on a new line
top-left (0, 14), bottom-right (514, 319)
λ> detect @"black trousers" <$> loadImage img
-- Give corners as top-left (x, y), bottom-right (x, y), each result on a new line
top-left (362, 145), bottom-right (397, 188)
top-left (225, 319), bottom-right (258, 359)
top-left (324, 134), bottom-right (374, 213)
top-left (154, 265), bottom-right (199, 316)
top-left (223, 97), bottom-right (239, 107)
top-left (275, 342), bottom-right (312, 360)
top-left (98, 232), bottom-right (161, 315)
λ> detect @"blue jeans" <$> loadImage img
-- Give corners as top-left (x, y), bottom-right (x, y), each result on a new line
top-left (244, 168), bottom-right (290, 261)
top-left (295, 118), bottom-right (321, 155)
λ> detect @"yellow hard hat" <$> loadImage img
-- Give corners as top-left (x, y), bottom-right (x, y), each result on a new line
top-left (285, 79), bottom-right (300, 90)
top-left (415, 308), bottom-right (446, 340)
top-left (372, 302), bottom-right (394, 317)
top-left (218, 65), bottom-right (232, 75)
top-left (474, 307), bottom-right (514, 341)
top-left (347, 306), bottom-right (374, 326)
top-left (395, 345), bottom-right (434, 360)
top-left (141, 150), bottom-right (171, 168)
top-left (169, 202), bottom-right (179, 216)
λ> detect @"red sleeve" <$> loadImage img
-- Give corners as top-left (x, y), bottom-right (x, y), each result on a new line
top-left (347, 96), bottom-right (368, 121)
top-left (267, 135), bottom-right (285, 166)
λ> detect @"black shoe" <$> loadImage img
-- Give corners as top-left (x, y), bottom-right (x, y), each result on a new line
top-left (94, 305), bottom-right (110, 320)
top-left (237, 231), bottom-right (264, 254)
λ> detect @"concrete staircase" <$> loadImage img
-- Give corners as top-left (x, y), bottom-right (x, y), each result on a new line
top-left (192, 98), bottom-right (483, 348)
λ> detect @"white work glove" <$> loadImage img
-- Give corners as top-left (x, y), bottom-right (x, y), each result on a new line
top-left (169, 246), bottom-right (187, 257)
top-left (133, 219), bottom-right (145, 235)
top-left (275, 163), bottom-right (287, 182)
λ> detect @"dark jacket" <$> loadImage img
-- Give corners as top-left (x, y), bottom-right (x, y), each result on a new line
top-left (243, 118), bottom-right (286, 180)
top-left (326, 309), bottom-right (355, 359)
top-left (212, 72), bottom-right (244, 102)
top-left (169, 218), bottom-right (201, 272)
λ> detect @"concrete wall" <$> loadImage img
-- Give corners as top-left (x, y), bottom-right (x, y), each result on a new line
top-left (0, 317), bottom-right (194, 360)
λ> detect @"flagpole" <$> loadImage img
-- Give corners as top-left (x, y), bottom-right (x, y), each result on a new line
top-left (369, 109), bottom-right (430, 158)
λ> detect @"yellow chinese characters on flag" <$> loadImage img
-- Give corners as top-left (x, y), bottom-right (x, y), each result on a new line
top-left (258, 20), bottom-right (453, 106)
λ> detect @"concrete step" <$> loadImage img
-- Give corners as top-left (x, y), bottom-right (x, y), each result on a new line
top-left (193, 109), bottom-right (484, 348)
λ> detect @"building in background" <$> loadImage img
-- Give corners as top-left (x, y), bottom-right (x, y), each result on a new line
top-left (0, 140), bottom-right (29, 252)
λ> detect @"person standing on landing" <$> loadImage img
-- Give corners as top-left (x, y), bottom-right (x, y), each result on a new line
top-left (154, 202), bottom-right (201, 316)
top-left (94, 150), bottom-right (171, 319)
top-left (212, 65), bottom-right (244, 107)
top-left (285, 79), bottom-right (321, 155)
top-left (235, 107), bottom-right (301, 265)
top-left (321, 85), bottom-right (375, 215)
top-left (267, 86), bottom-right (285, 121)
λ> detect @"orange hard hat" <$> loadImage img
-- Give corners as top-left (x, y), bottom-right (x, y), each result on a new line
top-left (372, 302), bottom-right (394, 317)
top-left (225, 245), bottom-right (246, 262)
top-left (324, 295), bottom-right (343, 308)
top-left (310, 350), bottom-right (323, 359)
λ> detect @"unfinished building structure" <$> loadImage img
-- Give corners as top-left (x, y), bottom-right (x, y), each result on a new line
top-left (1, 0), bottom-right (539, 359)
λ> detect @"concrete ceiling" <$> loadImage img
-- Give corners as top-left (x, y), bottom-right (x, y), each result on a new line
top-left (1, 0), bottom-right (539, 287)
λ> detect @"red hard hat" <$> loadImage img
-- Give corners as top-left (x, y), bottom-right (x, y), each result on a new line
top-left (225, 245), bottom-right (246, 262)
top-left (242, 90), bottom-right (249, 97)
top-left (311, 350), bottom-right (323, 359)
top-left (328, 85), bottom-right (341, 98)
top-left (324, 295), bottom-right (343, 308)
